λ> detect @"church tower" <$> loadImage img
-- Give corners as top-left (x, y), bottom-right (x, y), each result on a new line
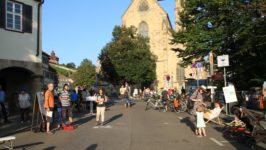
top-left (122, 0), bottom-right (184, 89)
top-left (175, 0), bottom-right (184, 31)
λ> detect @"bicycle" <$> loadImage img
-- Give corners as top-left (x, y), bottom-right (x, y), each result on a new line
top-left (145, 97), bottom-right (164, 111)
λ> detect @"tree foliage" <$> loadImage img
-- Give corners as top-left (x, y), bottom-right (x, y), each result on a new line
top-left (171, 0), bottom-right (266, 89)
top-left (98, 26), bottom-right (156, 86)
top-left (66, 62), bottom-right (76, 69)
top-left (73, 59), bottom-right (96, 88)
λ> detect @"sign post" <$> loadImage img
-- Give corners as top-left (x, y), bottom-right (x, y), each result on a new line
top-left (207, 86), bottom-right (217, 108)
top-left (217, 55), bottom-right (230, 114)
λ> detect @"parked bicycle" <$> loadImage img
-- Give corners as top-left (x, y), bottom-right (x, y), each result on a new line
top-left (145, 96), bottom-right (164, 111)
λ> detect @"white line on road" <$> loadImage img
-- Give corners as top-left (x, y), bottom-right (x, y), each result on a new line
top-left (93, 125), bottom-right (112, 129)
top-left (210, 138), bottom-right (224, 146)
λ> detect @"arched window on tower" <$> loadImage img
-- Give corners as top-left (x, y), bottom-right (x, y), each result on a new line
top-left (139, 21), bottom-right (149, 37)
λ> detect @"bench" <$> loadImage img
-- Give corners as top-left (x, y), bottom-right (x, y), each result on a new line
top-left (0, 136), bottom-right (16, 150)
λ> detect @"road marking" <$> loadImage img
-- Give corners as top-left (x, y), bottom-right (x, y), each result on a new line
top-left (210, 138), bottom-right (224, 146)
top-left (163, 122), bottom-right (169, 125)
top-left (220, 140), bottom-right (237, 143)
top-left (93, 125), bottom-right (112, 129)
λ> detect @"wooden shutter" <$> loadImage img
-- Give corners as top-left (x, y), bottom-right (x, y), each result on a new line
top-left (0, 0), bottom-right (5, 28)
top-left (23, 3), bottom-right (32, 33)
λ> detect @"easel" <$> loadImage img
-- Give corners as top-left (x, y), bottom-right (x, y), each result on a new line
top-left (30, 92), bottom-right (46, 132)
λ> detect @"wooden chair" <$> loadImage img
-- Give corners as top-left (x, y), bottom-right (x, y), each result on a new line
top-left (205, 107), bottom-right (224, 125)
top-left (0, 136), bottom-right (16, 150)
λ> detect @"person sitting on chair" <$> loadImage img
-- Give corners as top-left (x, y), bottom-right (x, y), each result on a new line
top-left (204, 102), bottom-right (223, 120)
top-left (223, 109), bottom-right (246, 133)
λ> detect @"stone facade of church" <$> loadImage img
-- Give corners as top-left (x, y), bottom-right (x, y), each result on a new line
top-left (122, 0), bottom-right (186, 89)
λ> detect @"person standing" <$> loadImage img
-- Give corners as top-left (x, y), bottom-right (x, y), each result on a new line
top-left (190, 85), bottom-right (207, 115)
top-left (120, 85), bottom-right (129, 108)
top-left (0, 85), bottom-right (8, 123)
top-left (96, 88), bottom-right (108, 126)
top-left (161, 88), bottom-right (169, 112)
top-left (71, 90), bottom-right (79, 112)
top-left (196, 106), bottom-right (206, 137)
top-left (18, 89), bottom-right (31, 123)
top-left (60, 84), bottom-right (73, 126)
top-left (44, 83), bottom-right (55, 134)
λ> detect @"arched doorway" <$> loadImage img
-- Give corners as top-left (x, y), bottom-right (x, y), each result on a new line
top-left (0, 67), bottom-right (36, 113)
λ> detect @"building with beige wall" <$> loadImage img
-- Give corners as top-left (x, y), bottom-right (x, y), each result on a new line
top-left (175, 0), bottom-right (208, 90)
top-left (122, 0), bottom-right (186, 90)
top-left (0, 0), bottom-right (44, 112)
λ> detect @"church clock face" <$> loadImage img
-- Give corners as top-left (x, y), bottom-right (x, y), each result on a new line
top-left (139, 0), bottom-right (149, 12)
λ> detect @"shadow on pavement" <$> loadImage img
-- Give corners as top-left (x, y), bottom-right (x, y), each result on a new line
top-left (73, 115), bottom-right (95, 127)
top-left (86, 144), bottom-right (98, 150)
top-left (0, 121), bottom-right (31, 137)
top-left (180, 116), bottom-right (195, 134)
top-left (213, 126), bottom-right (266, 150)
top-left (11, 141), bottom-right (44, 150)
top-left (42, 146), bottom-right (56, 150)
top-left (104, 114), bottom-right (123, 125)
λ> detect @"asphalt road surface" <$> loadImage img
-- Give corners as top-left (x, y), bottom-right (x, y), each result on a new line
top-left (1, 101), bottom-right (265, 150)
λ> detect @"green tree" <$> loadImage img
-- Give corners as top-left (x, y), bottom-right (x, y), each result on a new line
top-left (66, 62), bottom-right (76, 69)
top-left (171, 0), bottom-right (266, 89)
top-left (98, 26), bottom-right (156, 86)
top-left (73, 59), bottom-right (96, 88)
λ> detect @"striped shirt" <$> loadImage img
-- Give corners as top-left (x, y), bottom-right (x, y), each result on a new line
top-left (60, 90), bottom-right (70, 107)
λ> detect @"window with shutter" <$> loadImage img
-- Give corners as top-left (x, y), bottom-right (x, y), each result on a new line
top-left (3, 0), bottom-right (32, 33)
top-left (5, 0), bottom-right (23, 32)
top-left (23, 3), bottom-right (32, 33)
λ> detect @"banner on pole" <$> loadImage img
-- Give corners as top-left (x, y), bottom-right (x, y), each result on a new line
top-left (223, 85), bottom-right (238, 103)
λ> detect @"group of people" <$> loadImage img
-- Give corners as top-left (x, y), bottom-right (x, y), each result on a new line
top-left (44, 83), bottom-right (108, 134)
top-left (0, 85), bottom-right (33, 124)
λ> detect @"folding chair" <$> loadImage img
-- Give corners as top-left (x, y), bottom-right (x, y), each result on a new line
top-left (205, 106), bottom-right (224, 125)
top-left (0, 136), bottom-right (16, 150)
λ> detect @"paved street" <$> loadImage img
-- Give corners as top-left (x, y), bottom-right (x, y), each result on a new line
top-left (1, 101), bottom-right (266, 150)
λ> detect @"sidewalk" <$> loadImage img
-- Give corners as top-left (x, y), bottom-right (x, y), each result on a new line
top-left (0, 115), bottom-right (32, 137)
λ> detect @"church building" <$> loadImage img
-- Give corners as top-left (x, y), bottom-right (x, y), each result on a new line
top-left (122, 0), bottom-right (186, 89)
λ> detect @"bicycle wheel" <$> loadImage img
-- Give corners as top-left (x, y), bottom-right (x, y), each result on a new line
top-left (180, 101), bottom-right (187, 112)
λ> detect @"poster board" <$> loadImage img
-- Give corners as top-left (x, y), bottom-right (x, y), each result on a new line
top-left (31, 92), bottom-right (46, 131)
top-left (36, 92), bottom-right (46, 115)
top-left (86, 96), bottom-right (96, 101)
top-left (223, 85), bottom-right (238, 103)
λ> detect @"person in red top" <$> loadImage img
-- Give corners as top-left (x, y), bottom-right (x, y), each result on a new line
top-left (44, 83), bottom-right (55, 134)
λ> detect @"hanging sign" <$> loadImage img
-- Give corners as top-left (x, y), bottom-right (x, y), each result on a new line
top-left (217, 55), bottom-right (229, 67)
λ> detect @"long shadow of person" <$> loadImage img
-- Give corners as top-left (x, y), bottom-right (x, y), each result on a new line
top-left (180, 116), bottom-right (196, 134)
top-left (86, 144), bottom-right (98, 150)
top-left (103, 114), bottom-right (123, 125)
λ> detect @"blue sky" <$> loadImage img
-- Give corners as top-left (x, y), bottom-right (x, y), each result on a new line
top-left (42, 0), bottom-right (176, 66)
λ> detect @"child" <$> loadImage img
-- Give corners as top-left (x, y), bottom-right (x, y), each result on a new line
top-left (196, 106), bottom-right (206, 137)
top-left (223, 109), bottom-right (246, 133)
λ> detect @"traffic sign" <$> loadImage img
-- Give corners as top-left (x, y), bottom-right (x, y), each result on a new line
top-left (217, 55), bottom-right (229, 67)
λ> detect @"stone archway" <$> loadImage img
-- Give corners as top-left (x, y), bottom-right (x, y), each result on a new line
top-left (0, 67), bottom-right (42, 113)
